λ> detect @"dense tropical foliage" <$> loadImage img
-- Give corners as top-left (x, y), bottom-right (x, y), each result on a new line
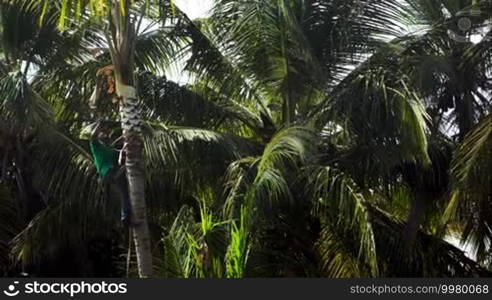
top-left (0, 0), bottom-right (491, 277)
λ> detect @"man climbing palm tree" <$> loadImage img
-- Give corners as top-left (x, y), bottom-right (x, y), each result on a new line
top-left (88, 121), bottom-right (132, 226)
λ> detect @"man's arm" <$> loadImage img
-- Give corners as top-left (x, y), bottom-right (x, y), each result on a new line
top-left (90, 122), bottom-right (102, 141)
top-left (118, 142), bottom-right (127, 166)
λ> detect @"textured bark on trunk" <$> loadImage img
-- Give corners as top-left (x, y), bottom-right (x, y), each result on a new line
top-left (117, 83), bottom-right (153, 277)
top-left (108, 0), bottom-right (153, 277)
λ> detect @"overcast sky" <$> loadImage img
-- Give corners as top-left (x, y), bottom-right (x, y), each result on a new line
top-left (174, 0), bottom-right (214, 19)
top-left (156, 0), bottom-right (213, 83)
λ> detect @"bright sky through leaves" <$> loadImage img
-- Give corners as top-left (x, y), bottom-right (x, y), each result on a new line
top-left (174, 0), bottom-right (213, 19)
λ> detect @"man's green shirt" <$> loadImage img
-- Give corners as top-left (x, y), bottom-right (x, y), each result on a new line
top-left (89, 140), bottom-right (118, 179)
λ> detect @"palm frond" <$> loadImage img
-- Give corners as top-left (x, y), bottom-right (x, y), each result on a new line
top-left (0, 69), bottom-right (55, 128)
top-left (315, 225), bottom-right (362, 277)
top-left (305, 165), bottom-right (378, 277)
top-left (0, 185), bottom-right (20, 273)
top-left (445, 114), bottom-right (492, 262)
top-left (371, 207), bottom-right (491, 277)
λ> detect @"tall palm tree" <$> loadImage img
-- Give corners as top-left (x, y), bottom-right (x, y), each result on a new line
top-left (105, 0), bottom-right (153, 277)
top-left (12, 0), bottom-right (158, 276)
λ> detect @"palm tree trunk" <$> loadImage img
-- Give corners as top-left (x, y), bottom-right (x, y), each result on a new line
top-left (108, 0), bottom-right (153, 277)
top-left (117, 82), bottom-right (153, 277)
